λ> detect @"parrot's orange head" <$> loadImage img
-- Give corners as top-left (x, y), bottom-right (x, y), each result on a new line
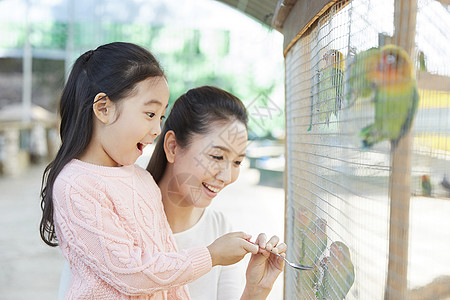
top-left (329, 241), bottom-right (350, 265)
top-left (323, 50), bottom-right (345, 71)
top-left (367, 45), bottom-right (413, 86)
top-left (422, 174), bottom-right (430, 182)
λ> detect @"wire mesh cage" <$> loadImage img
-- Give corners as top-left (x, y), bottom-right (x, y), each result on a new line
top-left (284, 0), bottom-right (450, 299)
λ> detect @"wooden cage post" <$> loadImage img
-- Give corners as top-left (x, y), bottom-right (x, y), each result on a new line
top-left (385, 0), bottom-right (417, 299)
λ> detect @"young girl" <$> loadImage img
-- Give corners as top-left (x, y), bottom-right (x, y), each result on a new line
top-left (40, 42), bottom-right (261, 299)
top-left (147, 86), bottom-right (286, 300)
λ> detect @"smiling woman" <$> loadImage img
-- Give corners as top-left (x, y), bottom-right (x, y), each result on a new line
top-left (162, 118), bottom-right (247, 209)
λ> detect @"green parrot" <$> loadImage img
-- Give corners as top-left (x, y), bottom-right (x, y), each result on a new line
top-left (318, 50), bottom-right (345, 126)
top-left (346, 47), bottom-right (381, 106)
top-left (318, 241), bottom-right (355, 300)
top-left (308, 50), bottom-right (345, 131)
top-left (417, 50), bottom-right (427, 72)
top-left (359, 44), bottom-right (419, 149)
top-left (295, 210), bottom-right (328, 297)
top-left (421, 174), bottom-right (432, 196)
top-left (300, 217), bottom-right (328, 267)
top-left (300, 217), bottom-right (327, 292)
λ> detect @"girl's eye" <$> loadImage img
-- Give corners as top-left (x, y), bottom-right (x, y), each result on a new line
top-left (160, 115), bottom-right (166, 121)
top-left (147, 112), bottom-right (156, 119)
top-left (234, 161), bottom-right (242, 166)
top-left (210, 155), bottom-right (223, 161)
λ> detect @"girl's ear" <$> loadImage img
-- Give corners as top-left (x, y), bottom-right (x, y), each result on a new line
top-left (92, 93), bottom-right (114, 124)
top-left (164, 130), bottom-right (178, 163)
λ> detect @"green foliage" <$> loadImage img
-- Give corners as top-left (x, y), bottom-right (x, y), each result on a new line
top-left (0, 21), bottom-right (284, 138)
top-left (0, 22), bottom-right (26, 48)
top-left (31, 22), bottom-right (67, 49)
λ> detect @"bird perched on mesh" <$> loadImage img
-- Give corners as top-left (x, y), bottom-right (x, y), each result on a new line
top-left (358, 44), bottom-right (419, 149)
top-left (421, 174), bottom-right (432, 197)
top-left (318, 49), bottom-right (345, 126)
top-left (417, 50), bottom-right (427, 72)
top-left (441, 175), bottom-right (450, 196)
top-left (317, 241), bottom-right (355, 300)
top-left (295, 210), bottom-right (328, 298)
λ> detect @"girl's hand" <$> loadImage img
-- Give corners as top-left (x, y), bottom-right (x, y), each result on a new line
top-left (207, 232), bottom-right (259, 267)
top-left (241, 233), bottom-right (286, 300)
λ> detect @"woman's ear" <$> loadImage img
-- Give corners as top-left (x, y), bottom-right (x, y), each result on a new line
top-left (164, 130), bottom-right (178, 163)
top-left (92, 93), bottom-right (114, 124)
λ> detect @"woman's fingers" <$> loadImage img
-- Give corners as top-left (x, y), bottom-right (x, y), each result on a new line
top-left (249, 233), bottom-right (287, 257)
top-left (265, 235), bottom-right (280, 251)
top-left (255, 233), bottom-right (267, 249)
top-left (274, 241), bottom-right (287, 254)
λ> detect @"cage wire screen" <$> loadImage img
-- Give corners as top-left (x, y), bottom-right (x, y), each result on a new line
top-left (284, 0), bottom-right (450, 299)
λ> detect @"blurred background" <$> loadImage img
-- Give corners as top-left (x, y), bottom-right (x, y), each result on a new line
top-left (0, 0), bottom-right (287, 299)
top-left (0, 0), bottom-right (286, 176)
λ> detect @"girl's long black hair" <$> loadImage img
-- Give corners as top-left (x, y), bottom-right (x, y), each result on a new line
top-left (40, 42), bottom-right (165, 246)
top-left (147, 86), bottom-right (248, 184)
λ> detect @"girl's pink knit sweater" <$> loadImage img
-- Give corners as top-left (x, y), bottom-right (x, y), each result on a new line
top-left (53, 159), bottom-right (212, 299)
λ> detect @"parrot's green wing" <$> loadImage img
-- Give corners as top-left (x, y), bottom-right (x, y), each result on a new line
top-left (301, 218), bottom-right (327, 266)
top-left (391, 84), bottom-right (419, 148)
top-left (318, 67), bottom-right (344, 126)
top-left (422, 179), bottom-right (432, 196)
top-left (318, 67), bottom-right (334, 126)
top-left (331, 67), bottom-right (344, 115)
top-left (308, 70), bottom-right (322, 131)
top-left (347, 47), bottom-right (380, 105)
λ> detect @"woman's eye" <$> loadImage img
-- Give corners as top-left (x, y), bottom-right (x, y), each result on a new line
top-left (234, 161), bottom-right (242, 166)
top-left (160, 115), bottom-right (166, 121)
top-left (210, 155), bottom-right (223, 161)
top-left (147, 112), bottom-right (156, 119)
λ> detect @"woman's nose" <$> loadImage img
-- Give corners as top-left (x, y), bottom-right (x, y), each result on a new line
top-left (216, 162), bottom-right (232, 183)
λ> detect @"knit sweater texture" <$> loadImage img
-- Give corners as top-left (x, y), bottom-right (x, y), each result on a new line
top-left (53, 159), bottom-right (212, 299)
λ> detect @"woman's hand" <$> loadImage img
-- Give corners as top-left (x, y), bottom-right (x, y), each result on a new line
top-left (241, 233), bottom-right (286, 300)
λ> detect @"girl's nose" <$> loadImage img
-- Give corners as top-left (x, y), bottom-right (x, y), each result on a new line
top-left (155, 125), bottom-right (161, 136)
top-left (150, 122), bottom-right (161, 138)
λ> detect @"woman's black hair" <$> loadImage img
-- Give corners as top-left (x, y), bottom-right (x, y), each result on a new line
top-left (147, 86), bottom-right (248, 184)
top-left (40, 42), bottom-right (165, 246)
